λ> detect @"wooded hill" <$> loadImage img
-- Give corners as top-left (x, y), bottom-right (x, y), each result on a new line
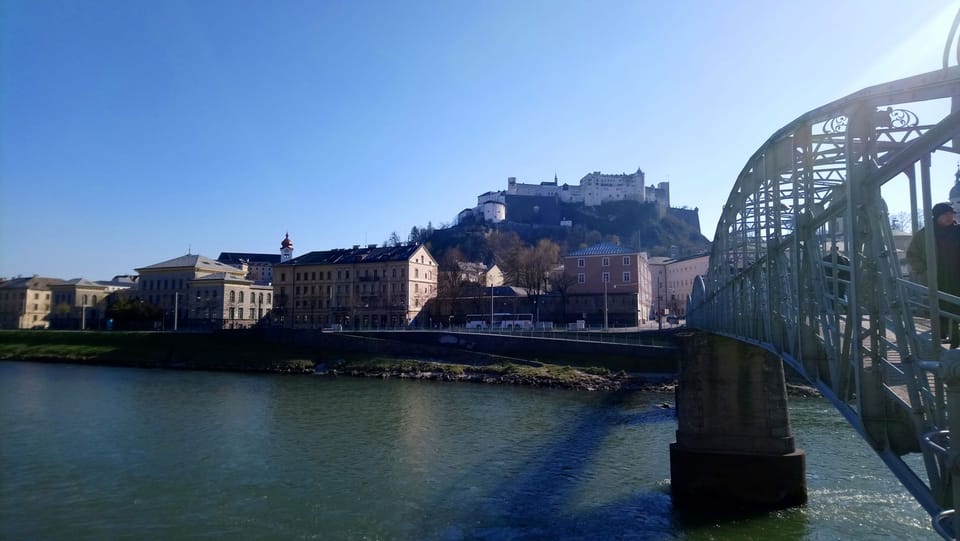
top-left (418, 200), bottom-right (711, 265)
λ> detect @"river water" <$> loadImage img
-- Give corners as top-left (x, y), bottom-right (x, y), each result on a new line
top-left (0, 361), bottom-right (935, 540)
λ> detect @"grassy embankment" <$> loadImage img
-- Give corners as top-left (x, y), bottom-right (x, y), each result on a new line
top-left (0, 330), bottom-right (315, 372)
top-left (0, 330), bottom-right (663, 391)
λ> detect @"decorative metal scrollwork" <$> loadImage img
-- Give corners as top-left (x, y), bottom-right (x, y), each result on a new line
top-left (822, 108), bottom-right (918, 133)
top-left (823, 115), bottom-right (847, 134)
top-left (888, 108), bottom-right (919, 128)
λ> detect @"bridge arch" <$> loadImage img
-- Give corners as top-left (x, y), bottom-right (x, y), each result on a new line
top-left (688, 64), bottom-right (960, 538)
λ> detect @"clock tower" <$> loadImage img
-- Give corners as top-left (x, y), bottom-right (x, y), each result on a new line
top-left (280, 232), bottom-right (294, 263)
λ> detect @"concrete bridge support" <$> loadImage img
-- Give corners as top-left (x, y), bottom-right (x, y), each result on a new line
top-left (670, 331), bottom-right (807, 510)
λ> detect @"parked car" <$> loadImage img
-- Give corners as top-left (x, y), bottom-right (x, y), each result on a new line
top-left (666, 315), bottom-right (679, 325)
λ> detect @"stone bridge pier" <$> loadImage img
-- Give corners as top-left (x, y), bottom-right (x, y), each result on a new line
top-left (670, 331), bottom-right (807, 510)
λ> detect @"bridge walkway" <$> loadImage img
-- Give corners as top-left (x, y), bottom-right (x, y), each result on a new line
top-left (686, 62), bottom-right (960, 539)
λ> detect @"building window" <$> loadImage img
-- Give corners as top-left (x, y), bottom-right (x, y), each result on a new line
top-left (311, 272), bottom-right (316, 280)
top-left (622, 256), bottom-right (630, 265)
top-left (296, 273), bottom-right (301, 281)
top-left (281, 273), bottom-right (286, 281)
top-left (602, 272), bottom-right (610, 283)
top-left (415, 269), bottom-right (419, 279)
top-left (577, 273), bottom-right (585, 284)
top-left (577, 258), bottom-right (585, 268)
top-left (602, 257), bottom-right (609, 267)
top-left (229, 308), bottom-right (235, 319)
top-left (267, 294), bottom-right (272, 304)
top-left (622, 272), bottom-right (631, 282)
top-left (230, 291), bottom-right (236, 302)
top-left (238, 291), bottom-right (244, 303)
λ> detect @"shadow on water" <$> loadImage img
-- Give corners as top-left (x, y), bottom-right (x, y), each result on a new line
top-left (413, 390), bottom-right (808, 541)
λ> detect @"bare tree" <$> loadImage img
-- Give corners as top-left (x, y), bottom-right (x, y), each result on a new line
top-left (497, 239), bottom-right (560, 323)
top-left (889, 211), bottom-right (912, 233)
top-left (550, 264), bottom-right (577, 322)
top-left (385, 231), bottom-right (402, 247)
top-left (437, 248), bottom-right (466, 321)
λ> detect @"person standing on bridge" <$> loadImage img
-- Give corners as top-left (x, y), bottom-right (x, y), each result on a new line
top-left (906, 202), bottom-right (960, 348)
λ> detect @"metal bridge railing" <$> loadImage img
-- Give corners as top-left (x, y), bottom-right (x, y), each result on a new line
top-left (687, 64), bottom-right (960, 539)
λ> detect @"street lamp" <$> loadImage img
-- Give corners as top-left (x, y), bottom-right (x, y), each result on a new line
top-left (490, 283), bottom-right (494, 330)
top-left (603, 279), bottom-right (608, 331)
top-left (657, 276), bottom-right (664, 331)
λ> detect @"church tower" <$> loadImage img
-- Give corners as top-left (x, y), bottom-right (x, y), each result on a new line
top-left (280, 232), bottom-right (294, 263)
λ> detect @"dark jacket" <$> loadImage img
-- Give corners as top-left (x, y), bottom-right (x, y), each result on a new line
top-left (906, 223), bottom-right (960, 295)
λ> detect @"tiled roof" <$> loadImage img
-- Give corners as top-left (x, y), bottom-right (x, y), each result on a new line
top-left (217, 252), bottom-right (281, 265)
top-left (97, 279), bottom-right (136, 288)
top-left (136, 254), bottom-right (242, 273)
top-left (0, 276), bottom-right (65, 290)
top-left (567, 243), bottom-right (635, 257)
top-left (278, 244), bottom-right (427, 266)
top-left (53, 278), bottom-right (107, 288)
top-left (191, 272), bottom-right (251, 283)
top-left (480, 286), bottom-right (528, 297)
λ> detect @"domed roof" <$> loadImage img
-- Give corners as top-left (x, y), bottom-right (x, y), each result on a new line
top-left (281, 232), bottom-right (293, 250)
top-left (951, 165), bottom-right (960, 201)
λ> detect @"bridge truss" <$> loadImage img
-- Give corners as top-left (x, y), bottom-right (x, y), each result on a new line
top-left (687, 65), bottom-right (960, 538)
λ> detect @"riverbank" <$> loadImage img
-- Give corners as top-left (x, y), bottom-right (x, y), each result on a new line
top-left (0, 330), bottom-right (818, 396)
top-left (317, 357), bottom-right (677, 393)
top-left (0, 330), bottom-right (675, 392)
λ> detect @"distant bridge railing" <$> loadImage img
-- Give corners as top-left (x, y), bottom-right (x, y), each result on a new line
top-left (687, 64), bottom-right (960, 539)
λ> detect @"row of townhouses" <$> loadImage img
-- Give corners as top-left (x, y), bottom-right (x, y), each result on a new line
top-left (0, 234), bottom-right (442, 331)
top-left (0, 233), bottom-right (708, 331)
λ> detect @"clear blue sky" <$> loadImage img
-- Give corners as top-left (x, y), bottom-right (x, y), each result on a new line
top-left (1, 0), bottom-right (957, 280)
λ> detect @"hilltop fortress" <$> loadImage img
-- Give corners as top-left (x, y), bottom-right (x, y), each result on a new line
top-left (460, 168), bottom-right (672, 226)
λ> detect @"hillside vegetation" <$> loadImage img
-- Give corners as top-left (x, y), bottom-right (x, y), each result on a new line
top-left (423, 200), bottom-right (710, 263)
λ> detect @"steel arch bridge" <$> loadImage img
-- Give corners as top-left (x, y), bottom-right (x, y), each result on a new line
top-left (686, 63), bottom-right (960, 538)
